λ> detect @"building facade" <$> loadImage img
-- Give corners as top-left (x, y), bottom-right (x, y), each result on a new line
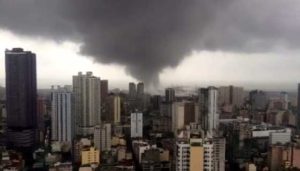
top-left (199, 87), bottom-right (219, 136)
top-left (51, 86), bottom-right (74, 142)
top-left (73, 72), bottom-right (101, 135)
top-left (94, 124), bottom-right (111, 151)
top-left (131, 113), bottom-right (143, 138)
top-left (5, 48), bottom-right (37, 148)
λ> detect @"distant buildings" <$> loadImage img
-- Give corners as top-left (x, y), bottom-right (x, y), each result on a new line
top-left (73, 72), bottom-right (101, 136)
top-left (131, 113), bottom-right (143, 138)
top-left (51, 85), bottom-right (74, 143)
top-left (5, 48), bottom-right (37, 148)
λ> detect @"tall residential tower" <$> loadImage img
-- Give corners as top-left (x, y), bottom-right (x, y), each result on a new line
top-left (73, 72), bottom-right (101, 135)
top-left (5, 48), bottom-right (37, 148)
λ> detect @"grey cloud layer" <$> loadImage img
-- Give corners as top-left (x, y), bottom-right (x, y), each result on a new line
top-left (0, 0), bottom-right (299, 85)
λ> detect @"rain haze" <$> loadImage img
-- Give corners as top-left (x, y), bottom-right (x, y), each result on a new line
top-left (0, 0), bottom-right (300, 91)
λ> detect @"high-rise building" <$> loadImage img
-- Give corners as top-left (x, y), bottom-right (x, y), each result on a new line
top-left (172, 102), bottom-right (185, 133)
top-left (218, 86), bottom-right (244, 108)
top-left (199, 87), bottom-right (219, 136)
top-left (137, 82), bottom-right (144, 98)
top-left (184, 102), bottom-right (197, 125)
top-left (280, 92), bottom-right (289, 110)
top-left (189, 139), bottom-right (204, 171)
top-left (129, 82), bottom-right (136, 99)
top-left (112, 96), bottom-right (121, 123)
top-left (37, 96), bottom-right (46, 142)
top-left (131, 113), bottom-right (143, 138)
top-left (5, 48), bottom-right (37, 148)
top-left (213, 137), bottom-right (226, 171)
top-left (73, 72), bottom-right (101, 136)
top-left (100, 80), bottom-right (108, 103)
top-left (176, 138), bottom-right (214, 171)
top-left (105, 95), bottom-right (121, 123)
top-left (94, 124), bottom-right (111, 151)
top-left (151, 95), bottom-right (162, 111)
top-left (165, 88), bottom-right (176, 103)
top-left (249, 90), bottom-right (268, 111)
top-left (51, 86), bottom-right (74, 143)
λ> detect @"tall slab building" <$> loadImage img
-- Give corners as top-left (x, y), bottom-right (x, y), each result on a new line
top-left (199, 87), bottom-right (219, 136)
top-left (73, 72), bottom-right (101, 136)
top-left (51, 85), bottom-right (74, 142)
top-left (5, 48), bottom-right (37, 148)
top-left (131, 113), bottom-right (143, 138)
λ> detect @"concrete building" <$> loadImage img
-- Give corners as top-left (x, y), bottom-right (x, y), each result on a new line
top-left (165, 88), bottom-right (176, 103)
top-left (176, 140), bottom-right (189, 171)
top-left (81, 147), bottom-right (100, 165)
top-left (137, 82), bottom-right (144, 99)
top-left (5, 48), bottom-right (37, 148)
top-left (269, 129), bottom-right (291, 145)
top-left (190, 139), bottom-right (204, 171)
top-left (73, 72), bottom-right (101, 135)
top-left (100, 80), bottom-right (108, 103)
top-left (218, 86), bottom-right (244, 108)
top-left (213, 138), bottom-right (226, 171)
top-left (172, 102), bottom-right (185, 133)
top-left (250, 90), bottom-right (268, 111)
top-left (129, 82), bottom-right (136, 99)
top-left (51, 86), bottom-right (74, 143)
top-left (245, 163), bottom-right (257, 171)
top-left (131, 113), bottom-right (143, 138)
top-left (176, 138), bottom-right (214, 171)
top-left (107, 95), bottom-right (121, 123)
top-left (94, 124), bottom-right (111, 151)
top-left (280, 92), bottom-right (289, 110)
top-left (199, 87), bottom-right (219, 136)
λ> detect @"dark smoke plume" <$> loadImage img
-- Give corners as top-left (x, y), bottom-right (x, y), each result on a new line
top-left (0, 0), bottom-right (300, 86)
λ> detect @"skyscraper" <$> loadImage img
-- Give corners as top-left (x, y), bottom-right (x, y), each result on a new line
top-left (129, 82), bottom-right (136, 99)
top-left (51, 85), bottom-right (74, 142)
top-left (131, 113), bottom-right (143, 138)
top-left (218, 86), bottom-right (244, 108)
top-left (199, 87), bottom-right (219, 136)
top-left (73, 72), bottom-right (101, 136)
top-left (5, 48), bottom-right (37, 148)
top-left (165, 88), bottom-right (176, 103)
top-left (137, 82), bottom-right (144, 98)
top-left (100, 80), bottom-right (108, 103)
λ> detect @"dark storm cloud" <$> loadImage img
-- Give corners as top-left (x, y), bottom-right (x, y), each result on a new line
top-left (0, 0), bottom-right (299, 85)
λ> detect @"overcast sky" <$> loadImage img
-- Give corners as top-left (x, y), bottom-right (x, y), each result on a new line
top-left (1, 0), bottom-right (300, 92)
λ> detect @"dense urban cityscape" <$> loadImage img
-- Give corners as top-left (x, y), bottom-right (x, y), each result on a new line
top-left (0, 48), bottom-right (299, 171)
